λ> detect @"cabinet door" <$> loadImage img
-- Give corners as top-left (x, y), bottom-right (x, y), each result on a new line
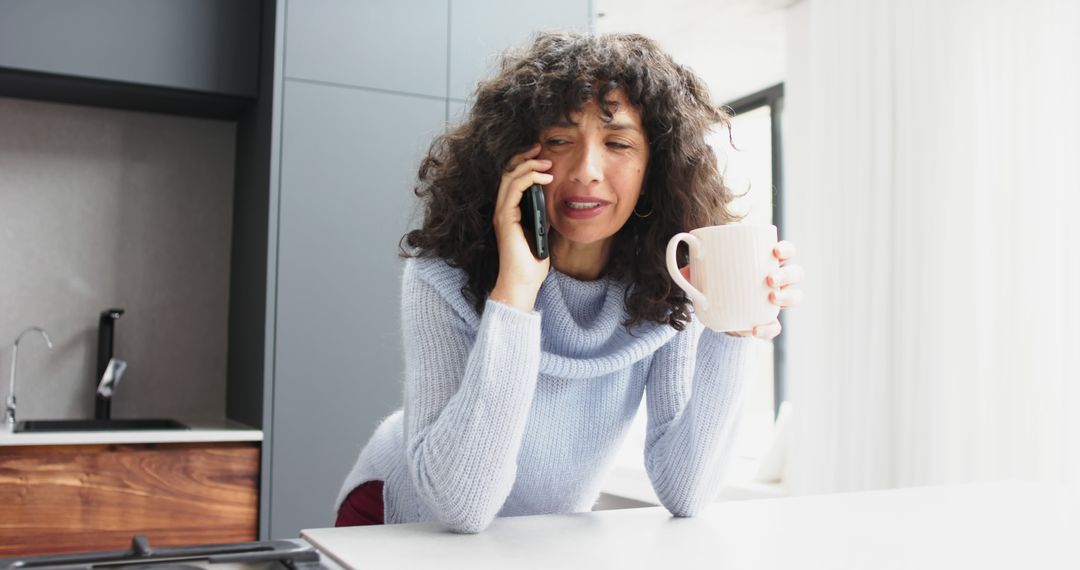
top-left (272, 79), bottom-right (446, 539)
top-left (0, 443), bottom-right (259, 556)
top-left (285, 0), bottom-right (448, 98)
top-left (0, 0), bottom-right (259, 96)
top-left (449, 0), bottom-right (592, 100)
top-left (448, 99), bottom-right (468, 126)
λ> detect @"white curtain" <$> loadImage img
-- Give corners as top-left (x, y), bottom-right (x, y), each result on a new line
top-left (782, 0), bottom-right (1080, 494)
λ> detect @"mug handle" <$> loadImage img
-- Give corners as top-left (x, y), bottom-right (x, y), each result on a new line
top-left (666, 232), bottom-right (710, 311)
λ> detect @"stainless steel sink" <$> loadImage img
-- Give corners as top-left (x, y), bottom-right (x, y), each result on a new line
top-left (14, 418), bottom-right (189, 432)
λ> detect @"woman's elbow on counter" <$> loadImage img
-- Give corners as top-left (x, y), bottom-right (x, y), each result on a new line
top-left (659, 494), bottom-right (705, 519)
top-left (442, 511), bottom-right (497, 534)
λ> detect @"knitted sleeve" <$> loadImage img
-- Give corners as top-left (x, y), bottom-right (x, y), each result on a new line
top-left (643, 323), bottom-right (759, 516)
top-left (401, 265), bottom-right (542, 534)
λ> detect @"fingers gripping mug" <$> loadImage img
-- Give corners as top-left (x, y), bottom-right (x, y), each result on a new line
top-left (665, 225), bottom-right (780, 332)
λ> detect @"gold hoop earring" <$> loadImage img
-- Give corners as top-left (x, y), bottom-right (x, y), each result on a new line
top-left (634, 198), bottom-right (653, 218)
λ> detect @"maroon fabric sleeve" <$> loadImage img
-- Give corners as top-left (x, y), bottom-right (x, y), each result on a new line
top-left (335, 480), bottom-right (385, 527)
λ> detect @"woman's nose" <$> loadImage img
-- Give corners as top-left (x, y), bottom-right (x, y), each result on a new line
top-left (568, 143), bottom-right (603, 186)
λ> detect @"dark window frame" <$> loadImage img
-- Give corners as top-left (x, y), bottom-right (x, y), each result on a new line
top-left (723, 83), bottom-right (786, 418)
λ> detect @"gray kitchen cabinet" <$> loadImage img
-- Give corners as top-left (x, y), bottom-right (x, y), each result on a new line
top-left (0, 0), bottom-right (595, 544)
top-left (0, 0), bottom-right (260, 97)
top-left (284, 0), bottom-right (448, 98)
top-left (255, 0), bottom-right (594, 540)
top-left (270, 79), bottom-right (445, 538)
top-left (448, 0), bottom-right (593, 100)
top-left (448, 98), bottom-right (468, 125)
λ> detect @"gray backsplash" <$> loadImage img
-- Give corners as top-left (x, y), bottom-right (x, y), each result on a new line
top-left (0, 95), bottom-right (235, 425)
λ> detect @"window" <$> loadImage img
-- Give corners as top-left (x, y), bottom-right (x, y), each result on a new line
top-left (710, 84), bottom-right (787, 492)
top-left (605, 84), bottom-right (787, 504)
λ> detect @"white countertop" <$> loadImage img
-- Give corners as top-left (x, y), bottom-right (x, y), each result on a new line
top-left (301, 481), bottom-right (1080, 570)
top-left (0, 419), bottom-right (262, 446)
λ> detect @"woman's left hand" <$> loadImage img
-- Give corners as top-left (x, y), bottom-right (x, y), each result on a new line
top-left (726, 240), bottom-right (804, 340)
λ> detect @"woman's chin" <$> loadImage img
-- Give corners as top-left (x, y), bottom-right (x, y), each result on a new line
top-left (549, 224), bottom-right (614, 248)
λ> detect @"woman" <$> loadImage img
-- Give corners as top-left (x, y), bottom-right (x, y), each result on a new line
top-left (335, 31), bottom-right (804, 534)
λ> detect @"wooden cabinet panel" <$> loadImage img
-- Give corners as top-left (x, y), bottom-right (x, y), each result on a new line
top-left (0, 442), bottom-right (260, 556)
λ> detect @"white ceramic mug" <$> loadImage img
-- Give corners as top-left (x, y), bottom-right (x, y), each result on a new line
top-left (665, 224), bottom-right (780, 332)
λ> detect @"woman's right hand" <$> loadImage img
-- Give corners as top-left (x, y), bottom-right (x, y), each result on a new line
top-left (489, 143), bottom-right (553, 312)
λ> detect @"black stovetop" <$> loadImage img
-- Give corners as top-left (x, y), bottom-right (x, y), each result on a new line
top-left (0, 536), bottom-right (334, 570)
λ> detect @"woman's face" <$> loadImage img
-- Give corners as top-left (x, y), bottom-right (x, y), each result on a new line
top-left (538, 89), bottom-right (649, 249)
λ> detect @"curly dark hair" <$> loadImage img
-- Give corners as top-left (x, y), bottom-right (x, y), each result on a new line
top-left (402, 31), bottom-right (739, 331)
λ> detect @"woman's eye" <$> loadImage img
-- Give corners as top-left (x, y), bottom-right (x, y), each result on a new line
top-left (545, 138), bottom-right (568, 146)
top-left (607, 141), bottom-right (631, 149)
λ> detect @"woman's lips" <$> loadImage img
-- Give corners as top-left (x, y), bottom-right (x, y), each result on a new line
top-left (559, 198), bottom-right (610, 220)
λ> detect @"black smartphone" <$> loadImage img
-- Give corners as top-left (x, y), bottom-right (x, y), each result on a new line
top-left (519, 183), bottom-right (549, 260)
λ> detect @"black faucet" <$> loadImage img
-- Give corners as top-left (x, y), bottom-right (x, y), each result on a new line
top-left (96, 308), bottom-right (124, 420)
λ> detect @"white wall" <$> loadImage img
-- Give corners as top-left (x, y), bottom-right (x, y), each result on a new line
top-left (596, 0), bottom-right (788, 104)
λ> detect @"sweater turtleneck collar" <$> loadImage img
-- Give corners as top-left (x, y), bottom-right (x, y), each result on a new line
top-left (535, 267), bottom-right (676, 379)
top-left (413, 258), bottom-right (678, 380)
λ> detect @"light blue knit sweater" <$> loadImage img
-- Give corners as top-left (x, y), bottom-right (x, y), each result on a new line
top-left (336, 256), bottom-right (758, 533)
